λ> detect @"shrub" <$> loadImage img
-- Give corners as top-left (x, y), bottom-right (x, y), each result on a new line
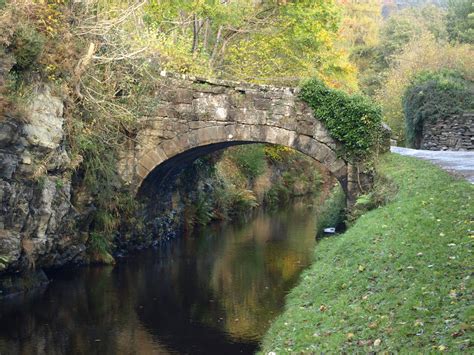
top-left (227, 145), bottom-right (266, 180)
top-left (10, 25), bottom-right (45, 71)
top-left (88, 232), bottom-right (110, 255)
top-left (263, 145), bottom-right (294, 162)
top-left (300, 78), bottom-right (383, 162)
top-left (264, 183), bottom-right (291, 207)
top-left (403, 69), bottom-right (474, 147)
top-left (315, 184), bottom-right (346, 238)
top-left (347, 170), bottom-right (398, 223)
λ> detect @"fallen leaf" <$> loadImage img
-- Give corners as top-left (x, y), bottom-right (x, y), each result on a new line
top-left (414, 319), bottom-right (424, 327)
top-left (357, 339), bottom-right (373, 346)
top-left (451, 330), bottom-right (464, 338)
top-left (368, 322), bottom-right (378, 329)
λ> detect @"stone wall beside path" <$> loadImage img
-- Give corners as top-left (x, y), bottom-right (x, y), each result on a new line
top-left (421, 112), bottom-right (474, 151)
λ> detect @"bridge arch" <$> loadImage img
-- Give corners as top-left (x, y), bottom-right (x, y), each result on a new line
top-left (135, 124), bottom-right (348, 197)
top-left (114, 72), bottom-right (373, 203)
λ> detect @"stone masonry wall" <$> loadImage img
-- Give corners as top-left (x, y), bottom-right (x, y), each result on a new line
top-left (119, 72), bottom-right (359, 198)
top-left (421, 112), bottom-right (474, 151)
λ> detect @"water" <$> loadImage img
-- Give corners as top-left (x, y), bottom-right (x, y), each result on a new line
top-left (0, 200), bottom-right (319, 354)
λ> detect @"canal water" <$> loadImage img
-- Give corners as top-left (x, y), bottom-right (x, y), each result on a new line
top-left (0, 200), bottom-right (319, 354)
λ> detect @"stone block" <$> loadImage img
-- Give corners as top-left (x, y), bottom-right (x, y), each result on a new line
top-left (154, 105), bottom-right (177, 118)
top-left (254, 98), bottom-right (272, 110)
top-left (0, 153), bottom-right (19, 179)
top-left (228, 93), bottom-right (249, 108)
top-left (0, 121), bottom-right (19, 148)
top-left (164, 88), bottom-right (194, 104)
top-left (272, 104), bottom-right (293, 117)
top-left (174, 103), bottom-right (195, 120)
top-left (192, 95), bottom-right (229, 121)
top-left (136, 163), bottom-right (151, 180)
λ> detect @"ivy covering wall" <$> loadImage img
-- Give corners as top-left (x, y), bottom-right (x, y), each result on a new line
top-left (300, 78), bottom-right (383, 162)
top-left (402, 70), bottom-right (474, 148)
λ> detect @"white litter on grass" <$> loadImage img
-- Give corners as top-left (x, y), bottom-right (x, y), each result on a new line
top-left (323, 227), bottom-right (336, 234)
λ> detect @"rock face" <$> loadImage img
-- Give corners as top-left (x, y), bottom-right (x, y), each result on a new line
top-left (421, 112), bottom-right (474, 151)
top-left (0, 85), bottom-right (86, 280)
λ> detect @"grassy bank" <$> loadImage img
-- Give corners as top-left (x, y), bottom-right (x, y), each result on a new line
top-left (261, 154), bottom-right (473, 353)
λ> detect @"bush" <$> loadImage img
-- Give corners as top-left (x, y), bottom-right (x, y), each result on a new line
top-left (347, 170), bottom-right (398, 223)
top-left (88, 232), bottom-right (110, 255)
top-left (314, 184), bottom-right (346, 238)
top-left (263, 145), bottom-right (294, 162)
top-left (11, 25), bottom-right (45, 71)
top-left (227, 145), bottom-right (266, 180)
top-left (300, 78), bottom-right (383, 162)
top-left (403, 69), bottom-right (474, 147)
top-left (264, 182), bottom-right (291, 207)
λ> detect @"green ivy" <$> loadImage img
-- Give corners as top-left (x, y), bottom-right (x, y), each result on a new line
top-left (299, 78), bottom-right (382, 162)
top-left (403, 69), bottom-right (474, 148)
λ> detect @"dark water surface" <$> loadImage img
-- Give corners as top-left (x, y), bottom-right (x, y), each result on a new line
top-left (0, 201), bottom-right (318, 354)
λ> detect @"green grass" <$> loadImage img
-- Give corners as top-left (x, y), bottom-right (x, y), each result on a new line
top-left (260, 154), bottom-right (473, 353)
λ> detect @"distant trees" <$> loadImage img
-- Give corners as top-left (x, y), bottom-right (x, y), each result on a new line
top-left (351, 4), bottom-right (447, 97)
top-left (446, 0), bottom-right (474, 44)
top-left (350, 0), bottom-right (474, 143)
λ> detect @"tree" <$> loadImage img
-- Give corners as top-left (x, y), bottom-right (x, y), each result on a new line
top-left (379, 5), bottom-right (446, 65)
top-left (351, 4), bottom-right (447, 96)
top-left (446, 0), bottom-right (474, 44)
top-left (143, 0), bottom-right (358, 89)
top-left (338, 0), bottom-right (382, 48)
top-left (223, 0), bottom-right (357, 89)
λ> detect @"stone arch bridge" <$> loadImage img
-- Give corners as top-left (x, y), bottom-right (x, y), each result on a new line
top-left (118, 72), bottom-right (369, 204)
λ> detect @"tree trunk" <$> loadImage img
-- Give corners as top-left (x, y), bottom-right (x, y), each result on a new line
top-left (210, 25), bottom-right (223, 66)
top-left (191, 13), bottom-right (200, 53)
top-left (203, 18), bottom-right (210, 52)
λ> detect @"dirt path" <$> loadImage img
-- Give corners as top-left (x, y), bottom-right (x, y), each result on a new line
top-left (391, 147), bottom-right (474, 184)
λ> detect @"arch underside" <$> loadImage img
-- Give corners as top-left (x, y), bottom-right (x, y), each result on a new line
top-left (136, 124), bottom-right (348, 196)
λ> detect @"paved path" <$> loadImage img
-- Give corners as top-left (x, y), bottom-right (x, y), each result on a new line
top-left (391, 146), bottom-right (474, 184)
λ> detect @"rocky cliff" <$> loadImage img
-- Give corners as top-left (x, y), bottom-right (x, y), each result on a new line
top-left (0, 85), bottom-right (87, 293)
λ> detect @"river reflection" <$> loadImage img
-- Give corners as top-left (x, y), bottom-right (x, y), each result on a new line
top-left (0, 200), bottom-right (318, 354)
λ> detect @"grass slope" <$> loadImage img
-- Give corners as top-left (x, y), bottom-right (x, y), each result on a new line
top-left (261, 154), bottom-right (473, 353)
